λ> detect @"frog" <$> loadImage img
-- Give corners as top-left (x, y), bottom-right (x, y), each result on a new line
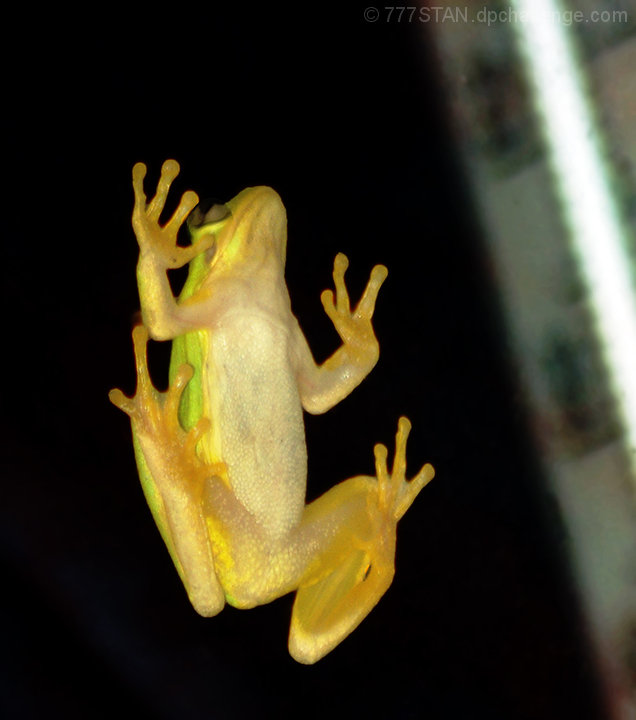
top-left (109, 159), bottom-right (434, 664)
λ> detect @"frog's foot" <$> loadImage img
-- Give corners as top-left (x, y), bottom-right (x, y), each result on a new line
top-left (320, 253), bottom-right (388, 364)
top-left (374, 416), bottom-right (435, 523)
top-left (109, 324), bottom-right (196, 441)
top-left (360, 416), bottom-right (434, 597)
top-left (132, 159), bottom-right (214, 270)
top-left (289, 417), bottom-right (434, 664)
top-left (109, 325), bottom-right (222, 493)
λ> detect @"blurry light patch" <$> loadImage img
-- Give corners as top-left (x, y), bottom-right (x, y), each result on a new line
top-left (512, 0), bottom-right (636, 489)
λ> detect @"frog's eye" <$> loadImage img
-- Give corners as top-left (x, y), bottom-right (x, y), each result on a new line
top-left (187, 198), bottom-right (231, 229)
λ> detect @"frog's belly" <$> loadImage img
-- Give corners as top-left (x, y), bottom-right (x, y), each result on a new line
top-left (205, 317), bottom-right (307, 538)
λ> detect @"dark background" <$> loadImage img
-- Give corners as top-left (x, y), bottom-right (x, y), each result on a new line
top-left (1, 6), bottom-right (605, 719)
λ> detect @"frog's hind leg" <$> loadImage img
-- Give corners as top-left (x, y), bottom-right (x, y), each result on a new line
top-left (110, 325), bottom-right (227, 617)
top-left (289, 417), bottom-right (434, 664)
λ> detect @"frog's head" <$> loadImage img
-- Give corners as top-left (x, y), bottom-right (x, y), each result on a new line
top-left (187, 186), bottom-right (287, 274)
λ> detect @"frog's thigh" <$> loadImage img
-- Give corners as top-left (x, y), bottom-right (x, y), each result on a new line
top-left (133, 432), bottom-right (226, 618)
top-left (288, 477), bottom-right (397, 665)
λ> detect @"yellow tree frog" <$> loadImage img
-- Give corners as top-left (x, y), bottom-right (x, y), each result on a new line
top-left (109, 159), bottom-right (434, 663)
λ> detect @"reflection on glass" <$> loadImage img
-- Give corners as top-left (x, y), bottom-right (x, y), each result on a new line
top-left (427, 2), bottom-right (636, 717)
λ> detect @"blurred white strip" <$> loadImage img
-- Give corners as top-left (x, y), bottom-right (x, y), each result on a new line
top-left (512, 0), bottom-right (636, 490)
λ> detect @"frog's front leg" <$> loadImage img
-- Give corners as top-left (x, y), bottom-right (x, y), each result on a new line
top-left (295, 253), bottom-right (388, 414)
top-left (132, 160), bottom-right (214, 340)
top-left (289, 417), bottom-right (434, 664)
top-left (109, 325), bottom-right (226, 616)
